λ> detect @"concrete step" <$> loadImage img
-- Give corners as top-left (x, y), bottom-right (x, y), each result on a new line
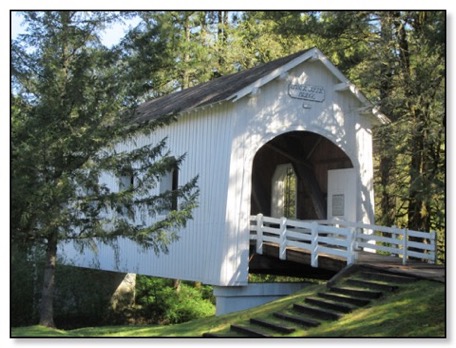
top-left (317, 292), bottom-right (371, 307)
top-left (346, 278), bottom-right (399, 292)
top-left (329, 286), bottom-right (383, 299)
top-left (250, 318), bottom-right (296, 334)
top-left (305, 296), bottom-right (358, 314)
top-left (202, 332), bottom-right (220, 337)
top-left (359, 270), bottom-right (417, 284)
top-left (273, 312), bottom-right (321, 327)
top-left (202, 331), bottom-right (243, 338)
top-left (230, 324), bottom-right (272, 338)
top-left (293, 303), bottom-right (342, 321)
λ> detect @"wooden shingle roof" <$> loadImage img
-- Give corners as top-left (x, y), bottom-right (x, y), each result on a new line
top-left (133, 49), bottom-right (310, 123)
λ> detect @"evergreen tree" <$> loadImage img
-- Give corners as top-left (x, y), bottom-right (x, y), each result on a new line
top-left (11, 11), bottom-right (199, 327)
top-left (118, 10), bottom-right (247, 102)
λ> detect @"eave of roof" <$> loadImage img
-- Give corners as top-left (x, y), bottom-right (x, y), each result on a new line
top-left (133, 47), bottom-right (390, 125)
top-left (133, 49), bottom-right (309, 124)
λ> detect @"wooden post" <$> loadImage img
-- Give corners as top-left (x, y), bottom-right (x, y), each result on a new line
top-left (402, 229), bottom-right (408, 265)
top-left (310, 221), bottom-right (318, 267)
top-left (279, 217), bottom-right (287, 260)
top-left (354, 226), bottom-right (362, 251)
top-left (347, 227), bottom-right (357, 265)
top-left (430, 231), bottom-right (437, 264)
top-left (256, 214), bottom-right (264, 255)
top-left (392, 226), bottom-right (398, 257)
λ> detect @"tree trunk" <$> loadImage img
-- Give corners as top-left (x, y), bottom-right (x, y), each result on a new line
top-left (182, 14), bottom-right (191, 89)
top-left (407, 116), bottom-right (426, 232)
top-left (393, 12), bottom-right (425, 233)
top-left (391, 12), bottom-right (427, 260)
top-left (217, 11), bottom-right (228, 45)
top-left (173, 279), bottom-right (181, 293)
top-left (39, 233), bottom-right (57, 327)
top-left (377, 13), bottom-right (396, 228)
top-left (378, 142), bottom-right (396, 227)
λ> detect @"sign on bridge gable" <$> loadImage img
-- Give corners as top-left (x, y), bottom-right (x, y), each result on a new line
top-left (288, 83), bottom-right (325, 103)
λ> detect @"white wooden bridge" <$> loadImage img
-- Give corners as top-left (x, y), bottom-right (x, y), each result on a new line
top-left (249, 214), bottom-right (437, 270)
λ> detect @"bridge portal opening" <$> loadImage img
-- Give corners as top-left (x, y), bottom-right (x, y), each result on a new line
top-left (250, 131), bottom-right (353, 220)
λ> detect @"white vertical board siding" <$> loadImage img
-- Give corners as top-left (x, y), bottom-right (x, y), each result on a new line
top-left (221, 60), bottom-right (375, 285)
top-left (355, 115), bottom-right (376, 224)
top-left (59, 103), bottom-right (237, 286)
top-left (327, 168), bottom-right (357, 221)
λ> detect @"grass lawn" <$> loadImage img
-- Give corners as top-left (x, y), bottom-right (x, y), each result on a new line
top-left (11, 279), bottom-right (445, 338)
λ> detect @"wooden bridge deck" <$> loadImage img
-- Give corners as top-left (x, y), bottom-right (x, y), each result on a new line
top-left (249, 242), bottom-right (444, 282)
top-left (357, 251), bottom-right (445, 282)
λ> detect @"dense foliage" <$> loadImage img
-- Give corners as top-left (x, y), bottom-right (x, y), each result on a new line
top-left (135, 276), bottom-right (215, 325)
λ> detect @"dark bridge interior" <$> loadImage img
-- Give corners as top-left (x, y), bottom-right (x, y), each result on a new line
top-left (250, 131), bottom-right (353, 220)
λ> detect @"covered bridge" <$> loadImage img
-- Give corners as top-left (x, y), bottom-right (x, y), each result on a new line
top-left (60, 47), bottom-right (390, 312)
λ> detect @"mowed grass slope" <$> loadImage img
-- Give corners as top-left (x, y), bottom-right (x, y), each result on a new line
top-left (12, 279), bottom-right (445, 338)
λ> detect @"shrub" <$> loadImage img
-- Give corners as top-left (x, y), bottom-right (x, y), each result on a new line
top-left (135, 276), bottom-right (215, 324)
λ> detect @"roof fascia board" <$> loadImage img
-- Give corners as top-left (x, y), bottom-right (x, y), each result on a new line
top-left (349, 82), bottom-right (390, 124)
top-left (229, 48), bottom-right (319, 102)
top-left (372, 107), bottom-right (391, 125)
top-left (313, 48), bottom-right (371, 107)
top-left (314, 48), bottom-right (390, 125)
top-left (178, 100), bottom-right (224, 117)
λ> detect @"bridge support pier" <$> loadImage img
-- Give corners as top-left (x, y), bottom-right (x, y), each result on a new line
top-left (213, 283), bottom-right (309, 315)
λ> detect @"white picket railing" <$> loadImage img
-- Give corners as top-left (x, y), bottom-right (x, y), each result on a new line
top-left (319, 217), bottom-right (437, 265)
top-left (249, 214), bottom-right (436, 267)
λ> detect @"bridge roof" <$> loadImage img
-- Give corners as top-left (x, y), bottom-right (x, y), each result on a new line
top-left (133, 47), bottom-right (389, 125)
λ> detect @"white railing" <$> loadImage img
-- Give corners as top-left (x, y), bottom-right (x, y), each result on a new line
top-left (249, 214), bottom-right (436, 267)
top-left (320, 218), bottom-right (437, 265)
top-left (250, 214), bottom-right (357, 268)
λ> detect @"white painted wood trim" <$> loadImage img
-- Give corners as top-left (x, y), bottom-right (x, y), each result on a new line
top-left (229, 48), bottom-right (319, 102)
top-left (334, 82), bottom-right (350, 91)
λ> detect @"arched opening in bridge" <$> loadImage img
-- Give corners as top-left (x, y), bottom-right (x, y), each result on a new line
top-left (250, 131), bottom-right (354, 220)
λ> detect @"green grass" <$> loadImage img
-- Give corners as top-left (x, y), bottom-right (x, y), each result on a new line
top-left (11, 279), bottom-right (445, 338)
top-left (293, 280), bottom-right (446, 337)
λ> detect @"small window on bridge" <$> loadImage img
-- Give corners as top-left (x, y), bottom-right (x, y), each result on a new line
top-left (159, 165), bottom-right (179, 211)
top-left (118, 167), bottom-right (135, 217)
top-left (271, 163), bottom-right (297, 219)
top-left (119, 168), bottom-right (134, 191)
